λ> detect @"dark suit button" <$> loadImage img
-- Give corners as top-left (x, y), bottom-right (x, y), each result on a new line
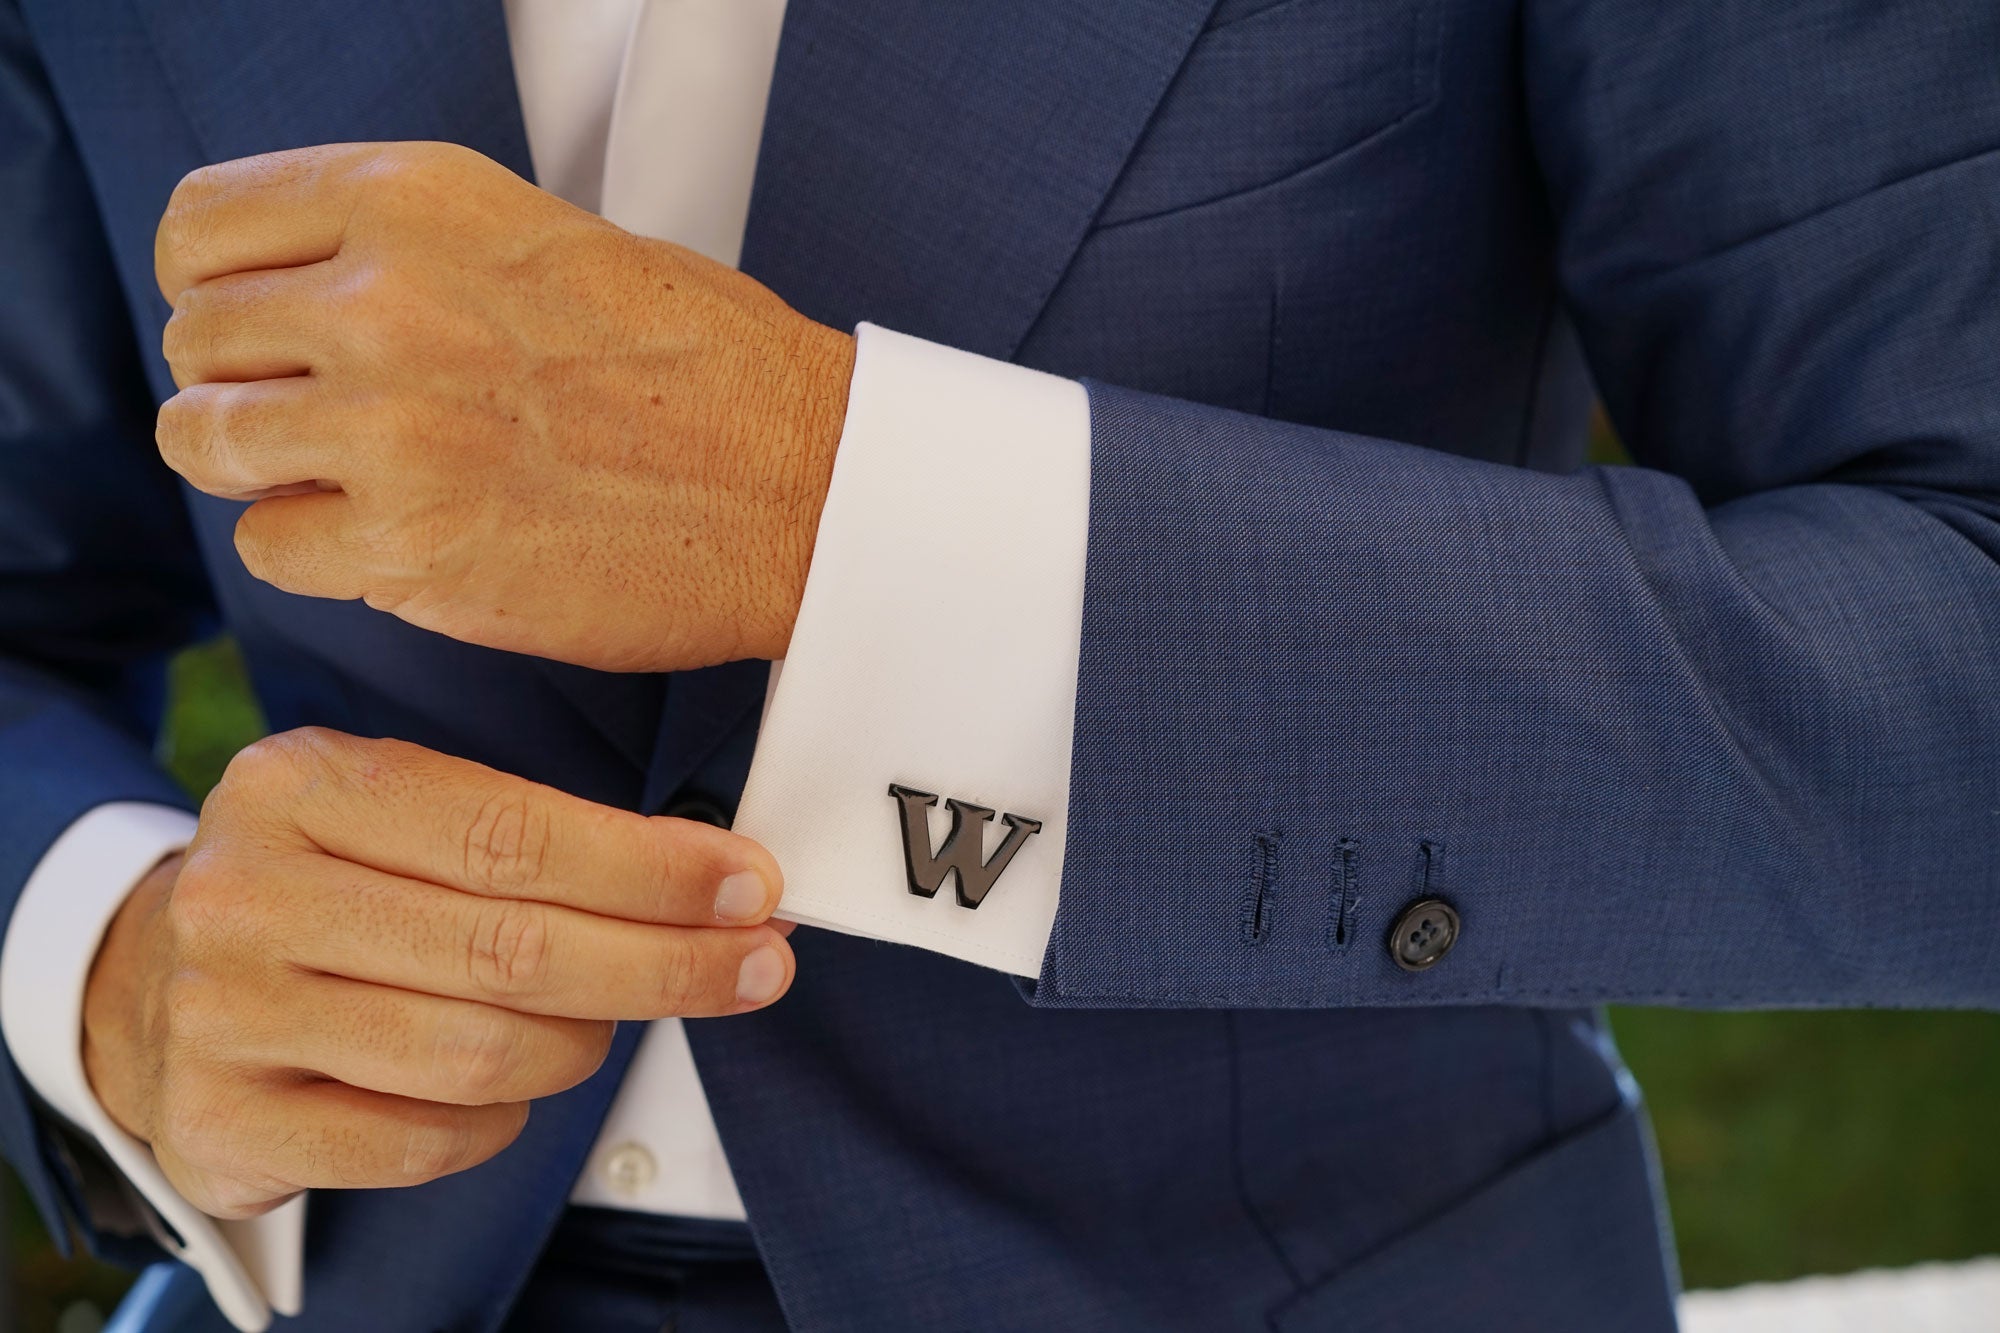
top-left (665, 796), bottom-right (732, 830)
top-left (1389, 898), bottom-right (1459, 972)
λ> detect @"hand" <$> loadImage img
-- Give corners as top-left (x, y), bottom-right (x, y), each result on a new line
top-left (152, 141), bottom-right (856, 672)
top-left (81, 728), bottom-right (793, 1219)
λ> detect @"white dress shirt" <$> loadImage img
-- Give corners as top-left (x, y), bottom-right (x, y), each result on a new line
top-left (0, 2), bottom-right (1092, 1328)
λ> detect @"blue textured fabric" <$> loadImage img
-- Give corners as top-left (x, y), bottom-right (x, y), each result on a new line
top-left (0, 0), bottom-right (1989, 1329)
top-left (1031, 2), bottom-right (2000, 1012)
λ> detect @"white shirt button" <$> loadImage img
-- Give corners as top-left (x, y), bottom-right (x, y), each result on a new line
top-left (602, 1142), bottom-right (658, 1196)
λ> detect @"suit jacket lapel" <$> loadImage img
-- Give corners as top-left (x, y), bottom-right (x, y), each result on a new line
top-left (741, 0), bottom-right (1222, 359)
top-left (130, 0), bottom-right (529, 170)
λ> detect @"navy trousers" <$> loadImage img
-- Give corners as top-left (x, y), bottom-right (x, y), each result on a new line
top-left (499, 1208), bottom-right (788, 1333)
top-left (114, 1209), bottom-right (789, 1333)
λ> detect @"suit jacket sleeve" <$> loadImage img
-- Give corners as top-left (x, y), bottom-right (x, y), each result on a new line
top-left (0, 0), bottom-right (214, 1246)
top-left (1026, 0), bottom-right (2000, 1009)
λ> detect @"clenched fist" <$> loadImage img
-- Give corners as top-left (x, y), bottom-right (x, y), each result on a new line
top-left (81, 728), bottom-right (793, 1219)
top-left (153, 141), bottom-right (855, 672)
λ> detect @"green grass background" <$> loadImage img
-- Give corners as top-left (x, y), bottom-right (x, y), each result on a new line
top-left (9, 623), bottom-right (2000, 1328)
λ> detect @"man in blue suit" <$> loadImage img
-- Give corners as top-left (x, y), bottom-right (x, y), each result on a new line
top-left (3, 0), bottom-right (1996, 1329)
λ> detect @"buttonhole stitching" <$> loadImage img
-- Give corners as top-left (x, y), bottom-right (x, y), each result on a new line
top-left (1243, 831), bottom-right (1281, 945)
top-left (1328, 837), bottom-right (1360, 951)
top-left (1418, 838), bottom-right (1444, 899)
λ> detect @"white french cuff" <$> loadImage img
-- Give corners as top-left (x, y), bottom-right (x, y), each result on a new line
top-left (0, 803), bottom-right (300, 1332)
top-left (737, 324), bottom-right (1092, 978)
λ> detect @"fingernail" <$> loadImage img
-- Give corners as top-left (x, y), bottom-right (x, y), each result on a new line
top-left (713, 871), bottom-right (770, 923)
top-left (736, 945), bottom-right (787, 1006)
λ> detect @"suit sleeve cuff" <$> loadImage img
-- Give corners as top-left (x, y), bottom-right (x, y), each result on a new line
top-left (0, 802), bottom-right (301, 1331)
top-left (736, 323), bottom-right (1091, 978)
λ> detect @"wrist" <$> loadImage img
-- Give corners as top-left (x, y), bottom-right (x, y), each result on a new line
top-left (82, 854), bottom-right (177, 1142)
top-left (758, 320), bottom-right (856, 660)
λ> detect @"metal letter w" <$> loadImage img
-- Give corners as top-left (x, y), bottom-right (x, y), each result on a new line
top-left (887, 783), bottom-right (1043, 909)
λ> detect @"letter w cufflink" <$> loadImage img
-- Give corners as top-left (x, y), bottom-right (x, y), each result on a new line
top-left (887, 783), bottom-right (1042, 909)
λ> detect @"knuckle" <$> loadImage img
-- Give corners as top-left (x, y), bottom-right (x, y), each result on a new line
top-left (326, 266), bottom-right (382, 346)
top-left (212, 728), bottom-right (355, 824)
top-left (161, 307), bottom-right (215, 386)
top-left (526, 1021), bottom-right (611, 1095)
top-left (232, 510), bottom-right (281, 586)
top-left (154, 1077), bottom-right (234, 1164)
top-left (624, 817), bottom-right (684, 922)
top-left (177, 1171), bottom-right (241, 1218)
top-left (461, 791), bottom-right (552, 895)
top-left (434, 1008), bottom-right (519, 1103)
top-left (162, 845), bottom-right (222, 914)
top-left (346, 266), bottom-right (435, 360)
top-left (567, 1020), bottom-right (616, 1084)
top-left (648, 934), bottom-right (702, 1017)
top-left (351, 149), bottom-right (436, 224)
top-left (207, 381), bottom-right (263, 446)
top-left (353, 260), bottom-right (408, 306)
top-left (278, 724), bottom-right (346, 762)
top-left (167, 163), bottom-right (222, 216)
top-left (412, 140), bottom-right (472, 169)
top-left (292, 727), bottom-right (366, 788)
top-left (159, 303), bottom-right (194, 368)
top-left (199, 1177), bottom-right (289, 1221)
top-left (154, 390), bottom-right (204, 467)
top-left (466, 901), bottom-right (552, 999)
top-left (335, 261), bottom-right (392, 322)
top-left (366, 144), bottom-right (425, 186)
top-left (159, 167), bottom-right (219, 263)
top-left (154, 387), bottom-right (195, 435)
top-left (222, 732), bottom-right (301, 790)
top-left (163, 853), bottom-right (255, 951)
top-left (159, 384), bottom-right (253, 479)
top-left (398, 1111), bottom-right (476, 1183)
top-left (242, 727), bottom-right (342, 790)
top-left (158, 971), bottom-right (231, 1051)
top-left (363, 141), bottom-right (453, 194)
top-left (235, 506), bottom-right (349, 601)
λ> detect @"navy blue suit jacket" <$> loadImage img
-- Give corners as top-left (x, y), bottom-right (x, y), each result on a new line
top-left (4, 0), bottom-right (1996, 1329)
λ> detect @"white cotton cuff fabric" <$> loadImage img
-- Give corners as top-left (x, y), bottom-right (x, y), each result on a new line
top-left (0, 802), bottom-right (299, 1331)
top-left (740, 323), bottom-right (1092, 978)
